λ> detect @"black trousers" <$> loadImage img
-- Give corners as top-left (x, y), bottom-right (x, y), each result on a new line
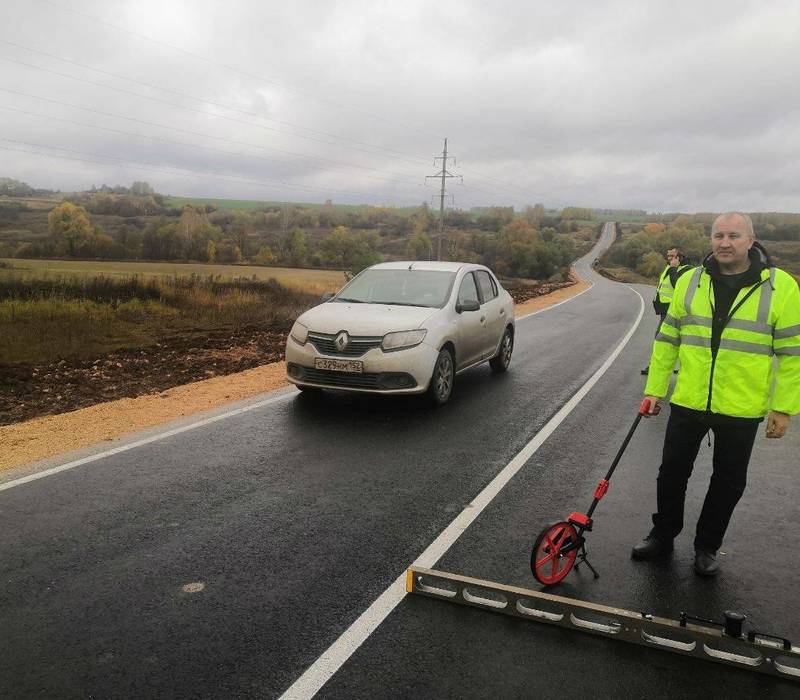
top-left (651, 407), bottom-right (759, 552)
top-left (654, 311), bottom-right (666, 338)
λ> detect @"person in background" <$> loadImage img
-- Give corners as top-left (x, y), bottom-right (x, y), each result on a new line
top-left (633, 212), bottom-right (800, 576)
top-left (641, 248), bottom-right (693, 375)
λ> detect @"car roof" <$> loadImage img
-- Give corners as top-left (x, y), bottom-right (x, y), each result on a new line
top-left (369, 261), bottom-right (482, 273)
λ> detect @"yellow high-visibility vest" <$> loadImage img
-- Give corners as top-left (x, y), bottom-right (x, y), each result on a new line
top-left (655, 264), bottom-right (693, 305)
top-left (645, 265), bottom-right (800, 418)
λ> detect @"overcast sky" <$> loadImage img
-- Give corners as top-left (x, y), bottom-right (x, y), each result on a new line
top-left (2, 0), bottom-right (799, 212)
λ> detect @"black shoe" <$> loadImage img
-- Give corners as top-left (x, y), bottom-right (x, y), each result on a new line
top-left (640, 366), bottom-right (649, 375)
top-left (631, 534), bottom-right (673, 560)
top-left (694, 550), bottom-right (719, 577)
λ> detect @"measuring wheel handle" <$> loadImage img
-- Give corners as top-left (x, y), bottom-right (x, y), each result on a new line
top-left (531, 521), bottom-right (581, 586)
top-left (568, 511), bottom-right (593, 530)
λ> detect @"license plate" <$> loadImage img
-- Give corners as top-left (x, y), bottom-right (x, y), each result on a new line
top-left (314, 358), bottom-right (363, 373)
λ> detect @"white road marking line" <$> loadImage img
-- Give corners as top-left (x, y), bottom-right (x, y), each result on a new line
top-left (0, 391), bottom-right (296, 492)
top-left (516, 279), bottom-right (594, 321)
top-left (1, 267), bottom-right (591, 491)
top-left (280, 285), bottom-right (645, 700)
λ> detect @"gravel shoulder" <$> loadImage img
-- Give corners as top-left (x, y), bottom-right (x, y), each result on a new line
top-left (1, 275), bottom-right (591, 473)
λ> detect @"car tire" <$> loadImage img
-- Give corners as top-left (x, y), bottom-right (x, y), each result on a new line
top-left (427, 348), bottom-right (455, 405)
top-left (489, 327), bottom-right (513, 373)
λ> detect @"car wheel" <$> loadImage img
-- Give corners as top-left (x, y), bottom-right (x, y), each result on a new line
top-left (427, 348), bottom-right (455, 405)
top-left (490, 327), bottom-right (513, 373)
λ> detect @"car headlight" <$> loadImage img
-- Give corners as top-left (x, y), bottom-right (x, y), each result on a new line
top-left (381, 329), bottom-right (427, 352)
top-left (290, 321), bottom-right (309, 345)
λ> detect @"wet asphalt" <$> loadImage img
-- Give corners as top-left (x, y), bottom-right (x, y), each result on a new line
top-left (1, 224), bottom-right (799, 698)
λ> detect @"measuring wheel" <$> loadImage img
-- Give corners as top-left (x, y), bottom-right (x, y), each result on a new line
top-left (531, 521), bottom-right (580, 585)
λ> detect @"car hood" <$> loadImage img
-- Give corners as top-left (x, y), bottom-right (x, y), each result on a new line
top-left (298, 302), bottom-right (439, 335)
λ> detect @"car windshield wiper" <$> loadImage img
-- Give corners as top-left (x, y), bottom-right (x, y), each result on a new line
top-left (334, 297), bottom-right (366, 303)
top-left (374, 301), bottom-right (429, 307)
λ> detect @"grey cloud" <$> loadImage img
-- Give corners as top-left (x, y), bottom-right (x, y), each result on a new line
top-left (1, 0), bottom-right (799, 211)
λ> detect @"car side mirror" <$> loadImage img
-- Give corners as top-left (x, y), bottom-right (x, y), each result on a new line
top-left (321, 292), bottom-right (335, 302)
top-left (456, 299), bottom-right (480, 313)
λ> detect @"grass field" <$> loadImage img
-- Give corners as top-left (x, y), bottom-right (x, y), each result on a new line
top-left (0, 265), bottom-right (325, 363)
top-left (163, 196), bottom-right (370, 213)
top-left (0, 259), bottom-right (347, 295)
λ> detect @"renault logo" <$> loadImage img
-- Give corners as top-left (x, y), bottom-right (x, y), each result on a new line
top-left (334, 331), bottom-right (349, 351)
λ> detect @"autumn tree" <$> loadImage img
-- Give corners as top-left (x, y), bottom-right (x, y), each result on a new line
top-left (255, 245), bottom-right (277, 265)
top-left (282, 227), bottom-right (308, 267)
top-left (477, 207), bottom-right (515, 232)
top-left (231, 212), bottom-right (254, 257)
top-left (637, 250), bottom-right (667, 277)
top-left (406, 232), bottom-right (432, 260)
top-left (524, 203), bottom-right (545, 226)
top-left (48, 202), bottom-right (93, 256)
top-left (178, 205), bottom-right (222, 260)
top-left (643, 223), bottom-right (667, 236)
top-left (130, 181), bottom-right (155, 196)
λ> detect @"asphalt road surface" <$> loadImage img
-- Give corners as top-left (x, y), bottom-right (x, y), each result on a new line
top-left (2, 223), bottom-right (799, 699)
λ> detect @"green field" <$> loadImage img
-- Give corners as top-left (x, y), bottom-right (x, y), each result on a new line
top-left (0, 259), bottom-right (347, 295)
top-left (163, 195), bottom-right (371, 213)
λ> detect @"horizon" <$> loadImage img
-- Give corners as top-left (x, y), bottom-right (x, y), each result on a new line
top-left (3, 2), bottom-right (800, 212)
top-left (6, 176), bottom-right (800, 218)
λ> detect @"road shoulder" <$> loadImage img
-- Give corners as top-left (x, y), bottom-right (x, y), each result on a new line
top-left (1, 275), bottom-right (592, 474)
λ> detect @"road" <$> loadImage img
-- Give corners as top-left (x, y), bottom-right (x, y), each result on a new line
top-left (1, 223), bottom-right (798, 698)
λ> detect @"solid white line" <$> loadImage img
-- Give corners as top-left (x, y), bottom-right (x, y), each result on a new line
top-left (516, 279), bottom-right (594, 321)
top-left (279, 285), bottom-right (645, 699)
top-left (0, 390), bottom-right (296, 492)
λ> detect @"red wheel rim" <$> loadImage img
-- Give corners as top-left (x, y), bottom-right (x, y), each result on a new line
top-left (531, 521), bottom-right (579, 585)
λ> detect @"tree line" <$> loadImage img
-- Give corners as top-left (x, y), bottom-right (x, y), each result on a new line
top-left (2, 181), bottom-right (597, 280)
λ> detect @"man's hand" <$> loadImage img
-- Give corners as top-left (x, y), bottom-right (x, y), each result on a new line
top-left (766, 411), bottom-right (790, 438)
top-left (642, 396), bottom-right (662, 417)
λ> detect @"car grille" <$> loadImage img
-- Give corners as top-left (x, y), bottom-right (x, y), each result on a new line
top-left (297, 367), bottom-right (382, 389)
top-left (307, 332), bottom-right (383, 357)
top-left (288, 364), bottom-right (417, 391)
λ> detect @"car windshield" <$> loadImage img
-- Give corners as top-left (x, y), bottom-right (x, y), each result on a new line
top-left (334, 269), bottom-right (456, 308)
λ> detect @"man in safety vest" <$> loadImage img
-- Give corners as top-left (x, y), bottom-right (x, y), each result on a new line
top-left (632, 212), bottom-right (800, 576)
top-left (641, 248), bottom-right (693, 375)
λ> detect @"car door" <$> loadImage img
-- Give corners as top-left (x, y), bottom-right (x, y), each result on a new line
top-left (454, 272), bottom-right (485, 369)
top-left (475, 269), bottom-right (505, 358)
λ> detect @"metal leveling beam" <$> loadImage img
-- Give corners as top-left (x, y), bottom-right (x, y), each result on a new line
top-left (406, 567), bottom-right (800, 682)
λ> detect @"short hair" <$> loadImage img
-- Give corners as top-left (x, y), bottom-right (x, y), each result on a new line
top-left (665, 247), bottom-right (686, 263)
top-left (713, 212), bottom-right (754, 238)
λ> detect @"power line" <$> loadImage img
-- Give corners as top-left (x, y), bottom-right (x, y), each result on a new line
top-left (457, 164), bottom-right (537, 201)
top-left (2, 41), bottom-right (535, 204)
top-left (1, 56), bottom-right (433, 168)
top-left (36, 0), bottom-right (439, 140)
top-left (0, 87), bottom-right (433, 186)
top-left (0, 104), bottom-right (431, 191)
top-left (0, 138), bottom-right (422, 203)
top-left (17, 5), bottom-right (543, 208)
top-left (0, 39), bottom-right (434, 166)
top-left (1, 89), bottom-right (521, 204)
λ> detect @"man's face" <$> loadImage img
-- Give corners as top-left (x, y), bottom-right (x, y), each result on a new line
top-left (711, 216), bottom-right (753, 269)
top-left (666, 249), bottom-right (679, 263)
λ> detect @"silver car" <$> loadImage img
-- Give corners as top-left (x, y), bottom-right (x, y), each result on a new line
top-left (285, 261), bottom-right (515, 404)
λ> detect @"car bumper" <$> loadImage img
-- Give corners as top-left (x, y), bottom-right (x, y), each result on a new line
top-left (285, 336), bottom-right (439, 394)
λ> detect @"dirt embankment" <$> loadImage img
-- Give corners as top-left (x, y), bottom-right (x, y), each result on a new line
top-left (1, 327), bottom-right (287, 426)
top-left (0, 274), bottom-right (590, 473)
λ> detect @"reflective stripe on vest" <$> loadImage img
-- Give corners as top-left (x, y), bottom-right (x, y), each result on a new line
top-left (683, 268), bottom-right (702, 313)
top-left (656, 267), bottom-right (674, 304)
top-left (646, 264), bottom-right (800, 417)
